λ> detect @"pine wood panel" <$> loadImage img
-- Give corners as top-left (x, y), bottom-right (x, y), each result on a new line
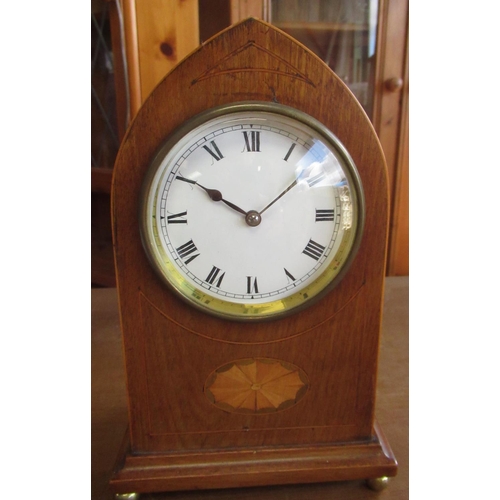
top-left (372, 0), bottom-right (409, 275)
top-left (372, 0), bottom-right (408, 191)
top-left (121, 0), bottom-right (142, 118)
top-left (135, 0), bottom-right (199, 102)
top-left (387, 32), bottom-right (409, 275)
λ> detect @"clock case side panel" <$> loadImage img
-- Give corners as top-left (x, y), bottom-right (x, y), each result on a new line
top-left (111, 18), bottom-right (390, 456)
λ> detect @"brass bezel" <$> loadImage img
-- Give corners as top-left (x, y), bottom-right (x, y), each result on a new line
top-left (139, 101), bottom-right (365, 322)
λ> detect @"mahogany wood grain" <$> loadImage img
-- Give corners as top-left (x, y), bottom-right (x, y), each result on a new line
top-left (91, 277), bottom-right (408, 499)
top-left (111, 424), bottom-right (396, 493)
top-left (110, 18), bottom-right (396, 494)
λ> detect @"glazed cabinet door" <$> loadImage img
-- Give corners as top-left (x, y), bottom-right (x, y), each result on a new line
top-left (229, 0), bottom-right (409, 275)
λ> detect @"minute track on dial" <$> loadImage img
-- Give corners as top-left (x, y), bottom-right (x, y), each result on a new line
top-left (141, 103), bottom-right (363, 320)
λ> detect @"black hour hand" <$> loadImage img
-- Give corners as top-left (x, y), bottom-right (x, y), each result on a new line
top-left (176, 175), bottom-right (247, 216)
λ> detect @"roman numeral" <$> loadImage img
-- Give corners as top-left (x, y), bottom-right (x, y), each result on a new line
top-left (315, 209), bottom-right (335, 222)
top-left (284, 268), bottom-right (296, 282)
top-left (302, 239), bottom-right (326, 261)
top-left (283, 143), bottom-right (296, 162)
top-left (206, 266), bottom-right (225, 287)
top-left (243, 131), bottom-right (261, 152)
top-left (203, 141), bottom-right (224, 161)
top-left (307, 170), bottom-right (326, 187)
top-left (167, 211), bottom-right (188, 224)
top-left (246, 276), bottom-right (259, 294)
top-left (176, 239), bottom-right (200, 264)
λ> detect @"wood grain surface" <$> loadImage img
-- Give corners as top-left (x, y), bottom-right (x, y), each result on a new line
top-left (91, 276), bottom-right (408, 499)
top-left (110, 17), bottom-right (394, 493)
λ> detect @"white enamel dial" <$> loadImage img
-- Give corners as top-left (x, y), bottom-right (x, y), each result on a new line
top-left (140, 103), bottom-right (364, 321)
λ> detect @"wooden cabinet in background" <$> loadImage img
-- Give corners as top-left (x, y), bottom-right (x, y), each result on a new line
top-left (371, 0), bottom-right (408, 276)
top-left (227, 0), bottom-right (409, 276)
top-left (91, 0), bottom-right (408, 286)
top-left (91, 0), bottom-right (200, 286)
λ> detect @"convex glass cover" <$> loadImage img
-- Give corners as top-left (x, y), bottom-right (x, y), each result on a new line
top-left (140, 102), bottom-right (364, 321)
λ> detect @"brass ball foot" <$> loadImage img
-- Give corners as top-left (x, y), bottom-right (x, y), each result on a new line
top-left (366, 476), bottom-right (390, 491)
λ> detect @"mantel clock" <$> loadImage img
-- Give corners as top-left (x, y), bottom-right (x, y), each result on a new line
top-left (110, 18), bottom-right (397, 498)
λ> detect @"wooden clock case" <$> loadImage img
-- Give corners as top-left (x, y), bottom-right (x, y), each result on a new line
top-left (110, 18), bottom-right (397, 495)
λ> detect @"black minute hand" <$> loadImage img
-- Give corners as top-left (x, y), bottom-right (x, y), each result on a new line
top-left (259, 178), bottom-right (299, 215)
top-left (176, 175), bottom-right (248, 216)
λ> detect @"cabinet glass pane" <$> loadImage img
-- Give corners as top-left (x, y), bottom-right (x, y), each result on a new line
top-left (91, 1), bottom-right (120, 169)
top-left (270, 0), bottom-right (378, 118)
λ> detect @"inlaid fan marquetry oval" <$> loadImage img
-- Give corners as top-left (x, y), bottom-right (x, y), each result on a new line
top-left (204, 358), bottom-right (309, 414)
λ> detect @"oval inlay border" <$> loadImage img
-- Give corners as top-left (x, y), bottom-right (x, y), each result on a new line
top-left (204, 358), bottom-right (309, 414)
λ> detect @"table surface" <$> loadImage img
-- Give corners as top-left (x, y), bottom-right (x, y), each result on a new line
top-left (92, 276), bottom-right (408, 500)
